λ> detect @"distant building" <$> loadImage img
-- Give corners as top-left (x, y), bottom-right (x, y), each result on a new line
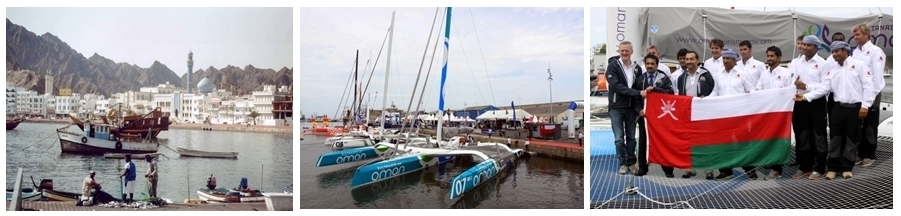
top-left (272, 90), bottom-right (292, 126)
top-left (187, 50), bottom-right (194, 94)
top-left (454, 105), bottom-right (499, 120)
top-left (44, 71), bottom-right (54, 95)
top-left (197, 77), bottom-right (214, 94)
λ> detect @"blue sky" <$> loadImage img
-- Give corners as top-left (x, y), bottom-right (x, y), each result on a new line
top-left (590, 7), bottom-right (894, 47)
top-left (299, 7), bottom-right (584, 117)
top-left (6, 7), bottom-right (293, 75)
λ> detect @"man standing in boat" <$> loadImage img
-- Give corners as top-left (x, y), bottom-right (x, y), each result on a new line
top-left (144, 154), bottom-right (158, 198)
top-left (119, 154), bottom-right (137, 203)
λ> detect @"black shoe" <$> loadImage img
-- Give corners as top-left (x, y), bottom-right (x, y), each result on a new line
top-left (635, 169), bottom-right (648, 176)
top-left (706, 172), bottom-right (715, 180)
top-left (715, 172), bottom-right (734, 180)
top-left (788, 160), bottom-right (799, 166)
top-left (665, 172), bottom-right (675, 178)
top-left (682, 171), bottom-right (696, 178)
top-left (747, 171), bottom-right (758, 180)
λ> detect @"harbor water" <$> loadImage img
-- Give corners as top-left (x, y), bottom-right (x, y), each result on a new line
top-left (298, 123), bottom-right (583, 209)
top-left (6, 122), bottom-right (293, 202)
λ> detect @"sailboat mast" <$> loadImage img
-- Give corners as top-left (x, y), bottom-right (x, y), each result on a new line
top-left (436, 7), bottom-right (452, 142)
top-left (353, 50), bottom-right (359, 125)
top-left (380, 11), bottom-right (396, 133)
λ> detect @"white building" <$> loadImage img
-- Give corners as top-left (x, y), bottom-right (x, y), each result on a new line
top-left (140, 82), bottom-right (177, 94)
top-left (6, 83), bottom-right (23, 115)
top-left (55, 95), bottom-right (81, 118)
top-left (233, 99), bottom-right (253, 124)
top-left (251, 85), bottom-right (277, 125)
top-left (87, 97), bottom-right (107, 117)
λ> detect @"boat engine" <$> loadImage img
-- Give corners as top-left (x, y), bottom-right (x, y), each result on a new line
top-left (206, 175), bottom-right (217, 190)
top-left (239, 177), bottom-right (249, 190)
top-left (40, 179), bottom-right (54, 191)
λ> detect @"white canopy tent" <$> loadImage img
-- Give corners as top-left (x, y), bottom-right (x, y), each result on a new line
top-left (475, 109), bottom-right (533, 120)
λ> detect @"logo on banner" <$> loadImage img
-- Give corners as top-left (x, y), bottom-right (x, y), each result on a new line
top-left (650, 25), bottom-right (659, 34)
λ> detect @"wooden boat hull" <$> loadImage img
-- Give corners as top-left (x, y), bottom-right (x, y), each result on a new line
top-left (42, 189), bottom-right (81, 202)
top-left (177, 147), bottom-right (238, 159)
top-left (197, 188), bottom-right (265, 203)
top-left (6, 118), bottom-right (25, 130)
top-left (104, 152), bottom-right (161, 159)
top-left (58, 131), bottom-right (159, 154)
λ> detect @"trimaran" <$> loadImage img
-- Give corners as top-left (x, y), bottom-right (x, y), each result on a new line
top-left (314, 7), bottom-right (526, 200)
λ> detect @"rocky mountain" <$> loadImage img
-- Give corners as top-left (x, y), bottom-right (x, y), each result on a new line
top-left (182, 64), bottom-right (292, 95)
top-left (6, 19), bottom-right (292, 96)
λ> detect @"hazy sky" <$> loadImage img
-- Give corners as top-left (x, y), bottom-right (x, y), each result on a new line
top-left (6, 7), bottom-right (293, 75)
top-left (299, 7), bottom-right (584, 117)
top-left (590, 7), bottom-right (894, 46)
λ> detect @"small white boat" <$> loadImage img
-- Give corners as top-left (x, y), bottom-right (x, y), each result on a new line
top-left (197, 188), bottom-right (265, 203)
top-left (6, 188), bottom-right (41, 201)
top-left (57, 122), bottom-right (159, 154)
top-left (177, 147), bottom-right (238, 159)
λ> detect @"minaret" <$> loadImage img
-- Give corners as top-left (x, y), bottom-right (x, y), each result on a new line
top-left (44, 70), bottom-right (54, 95)
top-left (187, 50), bottom-right (194, 94)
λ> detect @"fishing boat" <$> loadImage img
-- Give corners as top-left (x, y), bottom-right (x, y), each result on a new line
top-left (177, 147), bottom-right (238, 159)
top-left (6, 115), bottom-right (26, 130)
top-left (196, 176), bottom-right (264, 203)
top-left (197, 188), bottom-right (265, 203)
top-left (103, 152), bottom-right (161, 159)
top-left (68, 107), bottom-right (172, 139)
top-left (56, 122), bottom-right (159, 154)
top-left (6, 188), bottom-right (41, 201)
top-left (41, 189), bottom-right (82, 202)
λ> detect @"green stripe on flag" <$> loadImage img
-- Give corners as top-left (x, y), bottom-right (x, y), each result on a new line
top-left (691, 138), bottom-right (792, 170)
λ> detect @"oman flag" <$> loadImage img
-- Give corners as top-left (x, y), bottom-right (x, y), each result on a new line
top-left (645, 87), bottom-right (795, 170)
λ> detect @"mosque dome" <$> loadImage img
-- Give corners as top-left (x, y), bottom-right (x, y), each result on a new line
top-left (197, 77), bottom-right (214, 94)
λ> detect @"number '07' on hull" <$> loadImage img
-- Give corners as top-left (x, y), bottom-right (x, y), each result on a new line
top-left (449, 160), bottom-right (499, 200)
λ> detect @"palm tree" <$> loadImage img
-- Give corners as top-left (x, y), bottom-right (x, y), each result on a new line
top-left (248, 111), bottom-right (260, 125)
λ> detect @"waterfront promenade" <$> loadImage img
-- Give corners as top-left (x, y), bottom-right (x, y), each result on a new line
top-left (20, 118), bottom-right (292, 134)
top-left (418, 128), bottom-right (584, 162)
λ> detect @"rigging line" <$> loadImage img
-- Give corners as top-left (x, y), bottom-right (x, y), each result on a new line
top-left (362, 28), bottom-right (391, 103)
top-left (413, 8), bottom-right (445, 125)
top-left (451, 18), bottom-right (489, 107)
top-left (400, 7), bottom-right (440, 138)
top-left (469, 8), bottom-right (497, 106)
top-left (334, 60), bottom-right (356, 120)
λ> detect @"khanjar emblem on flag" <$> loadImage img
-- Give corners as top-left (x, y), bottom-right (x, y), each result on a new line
top-left (658, 99), bottom-right (679, 120)
top-left (645, 87), bottom-right (795, 170)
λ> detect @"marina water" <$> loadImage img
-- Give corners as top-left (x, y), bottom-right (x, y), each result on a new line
top-left (6, 122), bottom-right (293, 202)
top-left (299, 123), bottom-right (583, 209)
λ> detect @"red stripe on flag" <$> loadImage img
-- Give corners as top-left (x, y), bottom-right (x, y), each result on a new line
top-left (645, 92), bottom-right (694, 169)
top-left (690, 112), bottom-right (793, 147)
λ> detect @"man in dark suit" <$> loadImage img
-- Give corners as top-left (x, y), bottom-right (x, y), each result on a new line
top-left (634, 54), bottom-right (675, 177)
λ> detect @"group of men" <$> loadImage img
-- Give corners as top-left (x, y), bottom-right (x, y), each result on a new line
top-left (606, 23), bottom-right (885, 180)
top-left (82, 154), bottom-right (159, 204)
